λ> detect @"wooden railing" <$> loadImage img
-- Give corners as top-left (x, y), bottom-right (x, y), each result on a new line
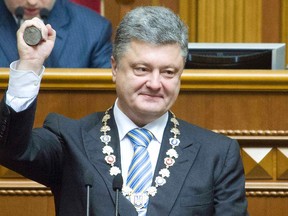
top-left (1, 68), bottom-right (288, 90)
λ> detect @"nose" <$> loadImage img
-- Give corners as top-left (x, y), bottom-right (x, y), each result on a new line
top-left (27, 0), bottom-right (38, 6)
top-left (146, 71), bottom-right (161, 90)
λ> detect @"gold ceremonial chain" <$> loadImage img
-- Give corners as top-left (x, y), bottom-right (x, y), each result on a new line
top-left (100, 107), bottom-right (180, 209)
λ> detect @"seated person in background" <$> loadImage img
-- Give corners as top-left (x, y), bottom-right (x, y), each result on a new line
top-left (0, 6), bottom-right (248, 216)
top-left (0, 0), bottom-right (112, 68)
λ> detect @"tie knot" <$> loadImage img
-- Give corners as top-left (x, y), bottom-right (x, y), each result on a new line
top-left (127, 128), bottom-right (153, 148)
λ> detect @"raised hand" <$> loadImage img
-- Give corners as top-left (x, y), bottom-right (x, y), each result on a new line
top-left (16, 17), bottom-right (56, 74)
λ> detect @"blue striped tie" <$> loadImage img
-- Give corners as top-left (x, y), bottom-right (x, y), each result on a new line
top-left (126, 128), bottom-right (153, 209)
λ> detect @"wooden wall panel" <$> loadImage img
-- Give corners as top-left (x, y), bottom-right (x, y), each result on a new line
top-left (262, 0), bottom-right (282, 42)
top-left (104, 0), bottom-right (180, 39)
top-left (175, 91), bottom-right (288, 130)
top-left (179, 0), bottom-right (197, 41)
top-left (281, 0), bottom-right (288, 65)
top-left (248, 197), bottom-right (288, 216)
top-left (185, 0), bottom-right (262, 42)
top-left (0, 196), bottom-right (54, 216)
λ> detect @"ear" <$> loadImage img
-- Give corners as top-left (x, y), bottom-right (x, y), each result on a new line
top-left (111, 56), bottom-right (117, 83)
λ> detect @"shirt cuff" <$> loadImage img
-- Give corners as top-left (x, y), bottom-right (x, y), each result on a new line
top-left (7, 60), bottom-right (45, 98)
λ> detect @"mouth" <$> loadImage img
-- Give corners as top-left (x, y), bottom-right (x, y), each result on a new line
top-left (141, 93), bottom-right (163, 100)
top-left (24, 8), bottom-right (39, 17)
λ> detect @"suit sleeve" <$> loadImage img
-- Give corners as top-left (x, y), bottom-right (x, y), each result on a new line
top-left (0, 95), bottom-right (36, 154)
top-left (0, 96), bottom-right (63, 187)
top-left (214, 139), bottom-right (249, 215)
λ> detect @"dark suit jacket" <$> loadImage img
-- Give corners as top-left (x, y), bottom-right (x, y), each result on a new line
top-left (0, 98), bottom-right (248, 215)
top-left (0, 0), bottom-right (112, 68)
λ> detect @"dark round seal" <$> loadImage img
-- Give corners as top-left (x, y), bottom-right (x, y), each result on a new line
top-left (23, 26), bottom-right (42, 46)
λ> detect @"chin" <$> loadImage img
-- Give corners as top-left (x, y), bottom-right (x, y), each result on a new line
top-left (133, 99), bottom-right (167, 115)
top-left (138, 106), bottom-right (165, 116)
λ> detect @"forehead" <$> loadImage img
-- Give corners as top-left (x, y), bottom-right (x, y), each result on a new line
top-left (123, 40), bottom-right (185, 67)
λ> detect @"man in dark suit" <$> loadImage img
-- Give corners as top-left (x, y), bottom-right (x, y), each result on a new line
top-left (0, 0), bottom-right (112, 68)
top-left (0, 6), bottom-right (248, 216)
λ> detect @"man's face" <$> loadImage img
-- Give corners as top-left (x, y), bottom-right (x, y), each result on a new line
top-left (112, 40), bottom-right (185, 126)
top-left (4, 0), bottom-right (56, 20)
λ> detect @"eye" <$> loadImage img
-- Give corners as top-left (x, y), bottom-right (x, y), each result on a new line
top-left (134, 66), bottom-right (149, 75)
top-left (162, 70), bottom-right (176, 78)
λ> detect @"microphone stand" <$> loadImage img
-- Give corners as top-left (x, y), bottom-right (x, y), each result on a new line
top-left (113, 174), bottom-right (123, 216)
top-left (86, 184), bottom-right (91, 216)
top-left (84, 172), bottom-right (93, 216)
top-left (115, 188), bottom-right (120, 216)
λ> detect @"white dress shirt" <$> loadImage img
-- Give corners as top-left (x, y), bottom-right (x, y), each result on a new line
top-left (113, 102), bottom-right (168, 216)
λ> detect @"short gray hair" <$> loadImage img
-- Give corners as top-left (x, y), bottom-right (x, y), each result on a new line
top-left (113, 6), bottom-right (188, 63)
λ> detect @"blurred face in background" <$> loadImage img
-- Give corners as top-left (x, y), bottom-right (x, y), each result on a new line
top-left (4, 0), bottom-right (56, 20)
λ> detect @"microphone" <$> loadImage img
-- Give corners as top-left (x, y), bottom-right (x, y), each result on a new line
top-left (112, 174), bottom-right (123, 216)
top-left (84, 171), bottom-right (94, 216)
top-left (15, 6), bottom-right (24, 27)
top-left (40, 8), bottom-right (50, 24)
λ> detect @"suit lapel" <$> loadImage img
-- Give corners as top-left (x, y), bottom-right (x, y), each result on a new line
top-left (147, 117), bottom-right (201, 215)
top-left (82, 111), bottom-right (138, 216)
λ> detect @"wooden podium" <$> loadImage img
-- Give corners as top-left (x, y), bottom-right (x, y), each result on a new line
top-left (0, 68), bottom-right (288, 216)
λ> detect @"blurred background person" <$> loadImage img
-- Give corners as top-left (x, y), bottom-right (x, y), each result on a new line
top-left (0, 0), bottom-right (112, 68)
